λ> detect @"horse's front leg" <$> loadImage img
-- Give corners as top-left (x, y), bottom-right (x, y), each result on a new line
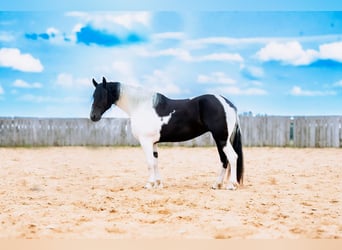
top-left (139, 138), bottom-right (163, 189)
top-left (152, 144), bottom-right (163, 187)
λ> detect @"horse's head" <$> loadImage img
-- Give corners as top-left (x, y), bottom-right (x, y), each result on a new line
top-left (90, 77), bottom-right (119, 122)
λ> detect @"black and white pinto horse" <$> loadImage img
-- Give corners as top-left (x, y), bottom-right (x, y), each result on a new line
top-left (90, 77), bottom-right (244, 190)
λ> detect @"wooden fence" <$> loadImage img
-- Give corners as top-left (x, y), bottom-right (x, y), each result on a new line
top-left (239, 116), bottom-right (342, 147)
top-left (0, 116), bottom-right (341, 147)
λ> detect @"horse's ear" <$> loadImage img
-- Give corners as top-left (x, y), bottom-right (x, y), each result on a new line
top-left (92, 78), bottom-right (98, 87)
top-left (102, 77), bottom-right (107, 88)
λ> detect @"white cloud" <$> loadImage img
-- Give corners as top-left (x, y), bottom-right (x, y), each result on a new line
top-left (112, 12), bottom-right (150, 29)
top-left (185, 37), bottom-right (270, 49)
top-left (256, 41), bottom-right (342, 66)
top-left (197, 72), bottom-right (236, 85)
top-left (46, 27), bottom-right (59, 36)
top-left (0, 32), bottom-right (14, 42)
top-left (185, 34), bottom-right (342, 50)
top-left (111, 61), bottom-right (132, 76)
top-left (186, 36), bottom-right (320, 49)
top-left (142, 70), bottom-right (181, 95)
top-left (139, 48), bottom-right (243, 63)
top-left (290, 86), bottom-right (336, 96)
top-left (139, 48), bottom-right (192, 61)
top-left (96, 61), bottom-right (140, 86)
top-left (162, 48), bottom-right (192, 61)
top-left (96, 61), bottom-right (181, 94)
top-left (333, 80), bottom-right (342, 87)
top-left (68, 23), bottom-right (84, 43)
top-left (240, 65), bottom-right (264, 79)
top-left (244, 88), bottom-right (268, 96)
top-left (19, 94), bottom-right (58, 103)
top-left (67, 11), bottom-right (151, 30)
top-left (0, 48), bottom-right (43, 72)
top-left (45, 27), bottom-right (68, 45)
top-left (319, 41), bottom-right (342, 62)
top-left (112, 61), bottom-right (140, 86)
top-left (209, 86), bottom-right (267, 96)
top-left (256, 41), bottom-right (318, 66)
top-left (66, 12), bottom-right (151, 45)
top-left (195, 53), bottom-right (243, 63)
top-left (0, 84), bottom-right (4, 95)
top-left (72, 23), bottom-right (83, 34)
top-left (152, 32), bottom-right (186, 41)
top-left (19, 94), bottom-right (84, 104)
top-left (56, 73), bottom-right (89, 88)
top-left (13, 79), bottom-right (42, 89)
top-left (249, 80), bottom-right (264, 87)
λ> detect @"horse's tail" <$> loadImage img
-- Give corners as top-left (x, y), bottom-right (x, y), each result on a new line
top-left (233, 121), bottom-right (244, 184)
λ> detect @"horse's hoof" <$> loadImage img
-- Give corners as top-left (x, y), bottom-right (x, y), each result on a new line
top-left (144, 182), bottom-right (154, 189)
top-left (154, 180), bottom-right (163, 189)
top-left (226, 182), bottom-right (238, 190)
top-left (144, 181), bottom-right (163, 189)
top-left (211, 183), bottom-right (223, 190)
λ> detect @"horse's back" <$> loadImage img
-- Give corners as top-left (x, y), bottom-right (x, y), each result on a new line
top-left (154, 94), bottom-right (232, 143)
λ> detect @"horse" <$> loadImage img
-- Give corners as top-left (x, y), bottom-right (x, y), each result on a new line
top-left (90, 77), bottom-right (244, 190)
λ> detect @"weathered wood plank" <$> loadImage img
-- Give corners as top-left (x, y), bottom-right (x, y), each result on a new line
top-left (0, 116), bottom-right (341, 147)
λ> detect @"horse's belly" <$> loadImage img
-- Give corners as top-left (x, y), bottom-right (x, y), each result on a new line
top-left (158, 122), bottom-right (207, 142)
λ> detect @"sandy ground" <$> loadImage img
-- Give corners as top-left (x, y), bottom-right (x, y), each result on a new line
top-left (0, 146), bottom-right (341, 239)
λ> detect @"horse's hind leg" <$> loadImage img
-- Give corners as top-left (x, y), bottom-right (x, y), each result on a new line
top-left (212, 137), bottom-right (238, 190)
top-left (223, 142), bottom-right (238, 190)
top-left (212, 139), bottom-right (228, 189)
top-left (212, 167), bottom-right (226, 190)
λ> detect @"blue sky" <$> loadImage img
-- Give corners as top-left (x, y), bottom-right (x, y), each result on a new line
top-left (1, 2), bottom-right (342, 117)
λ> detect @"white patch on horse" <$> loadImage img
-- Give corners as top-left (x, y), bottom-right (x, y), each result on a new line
top-left (115, 84), bottom-right (174, 142)
top-left (115, 84), bottom-right (154, 116)
top-left (214, 95), bottom-right (239, 190)
top-left (159, 110), bottom-right (175, 123)
top-left (114, 84), bottom-right (174, 188)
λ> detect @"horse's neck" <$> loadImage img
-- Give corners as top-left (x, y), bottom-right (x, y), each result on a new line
top-left (115, 84), bottom-right (156, 116)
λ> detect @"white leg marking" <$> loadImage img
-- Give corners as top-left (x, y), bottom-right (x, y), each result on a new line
top-left (139, 138), bottom-right (163, 189)
top-left (224, 143), bottom-right (238, 190)
top-left (214, 95), bottom-right (240, 191)
top-left (212, 167), bottom-right (226, 189)
top-left (153, 144), bottom-right (163, 188)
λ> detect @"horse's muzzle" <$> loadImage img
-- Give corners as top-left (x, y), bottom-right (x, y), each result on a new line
top-left (90, 113), bottom-right (101, 122)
